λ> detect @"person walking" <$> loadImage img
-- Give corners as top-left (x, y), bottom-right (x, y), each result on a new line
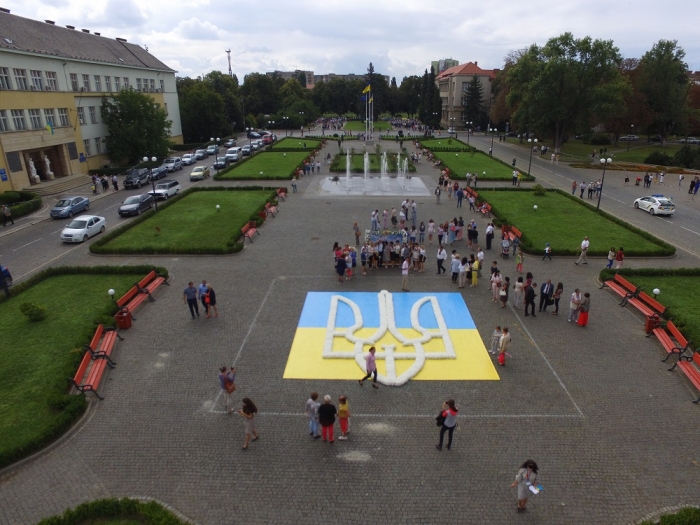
top-left (542, 243), bottom-right (552, 261)
top-left (435, 185), bottom-right (441, 204)
top-left (485, 223), bottom-right (494, 250)
top-left (238, 398), bottom-right (259, 450)
top-left (490, 270), bottom-right (503, 302)
top-left (353, 222), bottom-right (361, 246)
top-left (512, 276), bottom-right (524, 309)
top-left (183, 281), bottom-right (199, 318)
top-left (490, 326), bottom-right (502, 354)
top-left (317, 395), bottom-right (337, 443)
top-left (401, 256), bottom-right (410, 291)
top-left (436, 399), bottom-right (458, 451)
top-left (499, 276), bottom-right (510, 308)
top-left (427, 219), bottom-right (435, 244)
top-left (498, 327), bottom-right (511, 366)
top-left (436, 245), bottom-right (447, 274)
top-left (291, 176), bottom-right (298, 193)
top-left (552, 282), bottom-right (564, 315)
top-left (568, 288), bottom-right (582, 322)
top-left (306, 392), bottom-right (321, 438)
top-left (419, 221), bottom-right (426, 243)
top-left (606, 247), bottom-right (615, 269)
top-left (515, 248), bottom-right (524, 273)
top-left (538, 280), bottom-right (553, 313)
top-left (112, 174), bottom-right (119, 191)
top-left (577, 292), bottom-right (591, 327)
top-left (615, 247), bottom-right (624, 269)
top-left (359, 346), bottom-right (379, 388)
top-left (511, 459), bottom-right (540, 513)
top-left (198, 280), bottom-right (209, 317)
top-left (2, 205), bottom-right (14, 226)
top-left (337, 395), bottom-right (350, 440)
top-left (382, 208), bottom-right (389, 229)
top-left (100, 175), bottom-right (109, 192)
top-left (219, 366), bottom-right (236, 414)
top-left (574, 236), bottom-right (589, 265)
top-left (205, 284), bottom-right (218, 318)
top-left (524, 282), bottom-right (537, 317)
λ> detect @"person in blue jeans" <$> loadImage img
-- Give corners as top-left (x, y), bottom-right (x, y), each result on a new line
top-left (306, 392), bottom-right (321, 438)
top-left (436, 399), bottom-right (458, 450)
top-left (198, 280), bottom-right (209, 316)
top-left (183, 281), bottom-right (199, 318)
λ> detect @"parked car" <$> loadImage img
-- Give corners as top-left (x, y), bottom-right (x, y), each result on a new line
top-left (447, 127), bottom-right (456, 134)
top-left (251, 141), bottom-right (260, 151)
top-left (1, 263), bottom-right (12, 287)
top-left (684, 137), bottom-right (700, 144)
top-left (50, 196), bottom-right (90, 218)
top-left (194, 149), bottom-right (208, 160)
top-left (262, 135), bottom-right (274, 145)
top-left (224, 139), bottom-right (236, 147)
top-left (123, 168), bottom-right (151, 189)
top-left (226, 147), bottom-right (241, 162)
top-left (648, 135), bottom-right (662, 142)
top-left (60, 215), bottom-right (106, 243)
top-left (182, 153), bottom-right (196, 165)
top-left (213, 157), bottom-right (229, 170)
top-left (620, 134), bottom-right (639, 141)
top-left (150, 165), bottom-right (168, 180)
top-left (189, 166), bottom-right (210, 181)
top-left (633, 194), bottom-right (675, 216)
top-left (206, 145), bottom-right (219, 156)
top-left (118, 194), bottom-right (154, 216)
top-left (162, 157), bottom-right (183, 172)
top-left (148, 180), bottom-right (181, 200)
top-left (247, 131), bottom-right (261, 139)
top-left (241, 145), bottom-right (251, 157)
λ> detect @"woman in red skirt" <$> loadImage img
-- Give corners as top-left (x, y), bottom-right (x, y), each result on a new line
top-left (577, 292), bottom-right (591, 327)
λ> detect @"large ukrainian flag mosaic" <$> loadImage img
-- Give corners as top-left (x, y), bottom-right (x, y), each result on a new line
top-left (283, 290), bottom-right (499, 385)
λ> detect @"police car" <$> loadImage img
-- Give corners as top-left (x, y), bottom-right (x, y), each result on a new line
top-left (633, 194), bottom-right (675, 216)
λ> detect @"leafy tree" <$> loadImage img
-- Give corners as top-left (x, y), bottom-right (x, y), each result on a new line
top-left (176, 80), bottom-right (227, 143)
top-left (293, 71), bottom-right (307, 87)
top-left (506, 33), bottom-right (627, 152)
top-left (601, 59), bottom-right (651, 145)
top-left (278, 78), bottom-right (307, 108)
top-left (462, 75), bottom-right (484, 127)
top-left (637, 40), bottom-right (691, 145)
top-left (101, 89), bottom-right (171, 164)
top-left (240, 73), bottom-right (279, 117)
top-left (398, 75), bottom-right (422, 117)
top-left (202, 71), bottom-right (243, 132)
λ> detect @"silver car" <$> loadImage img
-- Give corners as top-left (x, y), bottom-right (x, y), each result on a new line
top-left (162, 157), bottom-right (183, 172)
top-left (50, 196), bottom-right (90, 218)
top-left (60, 215), bottom-right (106, 243)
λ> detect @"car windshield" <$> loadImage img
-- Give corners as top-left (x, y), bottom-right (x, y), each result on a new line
top-left (196, 150), bottom-right (205, 154)
top-left (123, 196), bottom-right (141, 204)
top-left (657, 199), bottom-right (673, 205)
top-left (55, 199), bottom-right (71, 207)
top-left (155, 184), bottom-right (169, 190)
top-left (165, 158), bottom-right (176, 163)
top-left (193, 167), bottom-right (203, 172)
top-left (67, 220), bottom-right (87, 229)
top-left (217, 157), bottom-right (226, 162)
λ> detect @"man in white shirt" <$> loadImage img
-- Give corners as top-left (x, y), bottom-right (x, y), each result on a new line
top-left (477, 248), bottom-right (485, 277)
top-left (371, 210), bottom-right (378, 231)
top-left (575, 236), bottom-right (590, 265)
top-left (401, 256), bottom-right (410, 291)
top-left (485, 223), bottom-right (495, 250)
top-left (436, 246), bottom-right (447, 274)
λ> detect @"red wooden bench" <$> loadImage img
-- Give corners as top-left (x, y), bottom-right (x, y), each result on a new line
top-left (501, 225), bottom-right (522, 243)
top-left (265, 201), bottom-right (278, 218)
top-left (464, 187), bottom-right (478, 200)
top-left (623, 291), bottom-right (667, 317)
top-left (70, 324), bottom-right (122, 400)
top-left (649, 320), bottom-right (692, 362)
top-left (478, 202), bottom-right (492, 218)
top-left (241, 221), bottom-right (259, 243)
top-left (115, 270), bottom-right (168, 321)
top-left (600, 274), bottom-right (640, 302)
top-left (276, 187), bottom-right (287, 202)
top-left (669, 352), bottom-right (700, 403)
top-left (83, 323), bottom-right (123, 365)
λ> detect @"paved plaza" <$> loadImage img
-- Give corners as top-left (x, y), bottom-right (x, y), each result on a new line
top-left (1, 139), bottom-right (700, 524)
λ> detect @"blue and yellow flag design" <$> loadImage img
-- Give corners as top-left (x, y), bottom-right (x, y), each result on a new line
top-left (362, 84), bottom-right (371, 94)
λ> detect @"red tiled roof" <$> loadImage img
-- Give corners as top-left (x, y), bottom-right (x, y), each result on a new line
top-left (437, 62), bottom-right (496, 80)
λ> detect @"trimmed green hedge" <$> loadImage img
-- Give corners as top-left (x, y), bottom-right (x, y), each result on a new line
top-left (169, 142), bottom-right (206, 151)
top-left (306, 134), bottom-right (360, 141)
top-left (0, 265), bottom-right (167, 470)
top-left (640, 506), bottom-right (700, 525)
top-left (0, 190), bottom-right (42, 218)
top-left (88, 167), bottom-right (125, 176)
top-left (89, 186), bottom-right (278, 255)
top-left (36, 498), bottom-right (190, 525)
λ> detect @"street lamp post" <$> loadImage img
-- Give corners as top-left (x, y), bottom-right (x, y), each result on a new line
top-left (143, 156), bottom-right (159, 211)
top-left (282, 116), bottom-right (289, 136)
top-left (299, 112), bottom-right (304, 136)
top-left (465, 121), bottom-right (472, 146)
top-left (627, 124), bottom-right (634, 151)
top-left (527, 138), bottom-right (538, 176)
top-left (597, 157), bottom-right (612, 210)
top-left (210, 137), bottom-right (220, 173)
top-left (490, 127), bottom-right (496, 150)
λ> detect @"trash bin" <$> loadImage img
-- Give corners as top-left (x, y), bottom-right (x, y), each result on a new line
top-left (645, 314), bottom-right (660, 335)
top-left (115, 308), bottom-right (132, 330)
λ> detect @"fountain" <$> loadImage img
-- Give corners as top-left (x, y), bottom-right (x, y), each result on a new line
top-left (380, 152), bottom-right (388, 178)
top-left (345, 148), bottom-right (351, 192)
top-left (363, 151), bottom-right (370, 193)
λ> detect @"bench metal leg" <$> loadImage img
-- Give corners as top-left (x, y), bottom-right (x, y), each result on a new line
top-left (693, 396), bottom-right (700, 404)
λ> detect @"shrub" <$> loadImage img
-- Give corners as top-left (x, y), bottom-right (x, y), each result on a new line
top-left (672, 145), bottom-right (700, 169)
top-left (88, 167), bottom-right (126, 176)
top-left (36, 497), bottom-right (190, 525)
top-left (532, 184), bottom-right (547, 196)
top-left (589, 134), bottom-right (611, 145)
top-left (20, 302), bottom-right (47, 322)
top-left (644, 151), bottom-right (673, 166)
top-left (1, 191), bottom-right (42, 218)
top-left (0, 191), bottom-right (21, 205)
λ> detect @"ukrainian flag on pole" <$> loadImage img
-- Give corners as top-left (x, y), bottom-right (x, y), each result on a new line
top-left (362, 84), bottom-right (371, 94)
top-left (45, 119), bottom-right (54, 135)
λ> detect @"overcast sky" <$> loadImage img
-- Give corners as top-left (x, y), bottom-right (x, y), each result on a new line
top-left (8, 0), bottom-right (700, 83)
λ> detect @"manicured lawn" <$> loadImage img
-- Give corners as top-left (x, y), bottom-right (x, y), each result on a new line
top-left (477, 189), bottom-right (672, 256)
top-left (271, 137), bottom-right (321, 150)
top-left (217, 152), bottom-right (308, 180)
top-left (418, 138), bottom-right (472, 150)
top-left (432, 151), bottom-right (515, 180)
top-left (98, 190), bottom-right (270, 254)
top-left (617, 275), bottom-right (700, 345)
top-left (343, 120), bottom-right (392, 131)
top-left (0, 273), bottom-right (140, 467)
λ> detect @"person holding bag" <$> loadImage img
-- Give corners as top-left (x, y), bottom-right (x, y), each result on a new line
top-left (436, 399), bottom-right (458, 451)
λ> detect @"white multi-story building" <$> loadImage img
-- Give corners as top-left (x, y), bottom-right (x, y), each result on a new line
top-left (0, 8), bottom-right (183, 191)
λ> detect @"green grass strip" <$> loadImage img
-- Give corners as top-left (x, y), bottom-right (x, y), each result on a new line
top-left (270, 137), bottom-right (321, 150)
top-left (36, 497), bottom-right (190, 525)
top-left (343, 120), bottom-right (392, 131)
top-left (216, 151), bottom-right (308, 180)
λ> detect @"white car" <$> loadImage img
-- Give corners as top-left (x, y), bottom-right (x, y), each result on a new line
top-left (620, 134), bottom-right (639, 141)
top-left (148, 180), bottom-right (181, 200)
top-left (633, 195), bottom-right (675, 216)
top-left (684, 137), bottom-right (699, 144)
top-left (182, 153), bottom-right (196, 165)
top-left (60, 215), bottom-right (106, 243)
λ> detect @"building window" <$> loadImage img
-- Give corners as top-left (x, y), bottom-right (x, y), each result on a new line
top-left (0, 67), bottom-right (12, 90)
top-left (28, 109), bottom-right (43, 129)
top-left (94, 137), bottom-right (102, 154)
top-left (123, 77), bottom-right (129, 89)
top-left (11, 109), bottom-right (26, 130)
top-left (136, 78), bottom-right (142, 91)
top-left (70, 73), bottom-right (79, 91)
top-left (43, 108), bottom-right (56, 128)
top-left (30, 70), bottom-right (44, 90)
top-left (83, 139), bottom-right (91, 156)
top-left (104, 76), bottom-right (112, 92)
top-left (114, 77), bottom-right (121, 91)
top-left (89, 106), bottom-right (98, 124)
top-left (77, 107), bottom-right (85, 125)
top-left (82, 74), bottom-right (90, 91)
top-left (58, 108), bottom-right (70, 127)
top-left (159, 79), bottom-right (164, 92)
top-left (13, 69), bottom-right (28, 90)
top-left (94, 75), bottom-right (101, 91)
top-left (0, 110), bottom-right (9, 132)
top-left (150, 79), bottom-right (155, 92)
top-left (45, 71), bottom-right (58, 90)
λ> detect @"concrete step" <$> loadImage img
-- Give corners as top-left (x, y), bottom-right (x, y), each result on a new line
top-left (23, 174), bottom-right (91, 196)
